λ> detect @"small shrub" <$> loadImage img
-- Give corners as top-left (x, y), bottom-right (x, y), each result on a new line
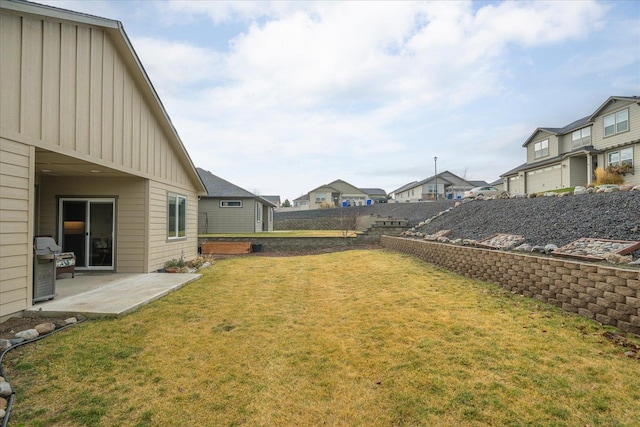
top-left (164, 257), bottom-right (186, 269)
top-left (188, 256), bottom-right (207, 269)
top-left (594, 167), bottom-right (624, 185)
top-left (606, 163), bottom-right (633, 176)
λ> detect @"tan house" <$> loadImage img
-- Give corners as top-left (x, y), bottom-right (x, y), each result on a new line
top-left (502, 96), bottom-right (640, 195)
top-left (308, 179), bottom-right (370, 209)
top-left (392, 171), bottom-right (485, 202)
top-left (197, 168), bottom-right (276, 233)
top-left (0, 0), bottom-right (206, 319)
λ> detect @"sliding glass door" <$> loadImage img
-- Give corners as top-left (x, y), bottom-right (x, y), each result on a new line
top-left (59, 198), bottom-right (115, 270)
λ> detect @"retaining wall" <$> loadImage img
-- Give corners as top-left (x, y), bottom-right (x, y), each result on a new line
top-left (381, 236), bottom-right (640, 335)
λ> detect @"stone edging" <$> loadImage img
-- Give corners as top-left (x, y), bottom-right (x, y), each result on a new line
top-left (0, 316), bottom-right (84, 421)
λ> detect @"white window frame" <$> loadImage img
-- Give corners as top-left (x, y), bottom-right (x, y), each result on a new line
top-left (256, 203), bottom-right (262, 222)
top-left (220, 200), bottom-right (242, 208)
top-left (168, 194), bottom-right (187, 240)
top-left (604, 109), bottom-right (629, 137)
top-left (534, 139), bottom-right (549, 159)
top-left (608, 147), bottom-right (633, 167)
top-left (571, 127), bottom-right (591, 149)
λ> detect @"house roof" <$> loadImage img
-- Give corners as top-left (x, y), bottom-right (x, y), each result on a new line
top-left (360, 188), bottom-right (387, 197)
top-left (500, 155), bottom-right (563, 176)
top-left (522, 96), bottom-right (640, 148)
top-left (589, 96), bottom-right (640, 120)
top-left (262, 195), bottom-right (281, 206)
top-left (398, 171), bottom-right (479, 193)
top-left (308, 179), bottom-right (367, 196)
top-left (468, 180), bottom-right (490, 187)
top-left (523, 116), bottom-right (591, 147)
top-left (390, 181), bottom-right (418, 194)
top-left (196, 168), bottom-right (276, 207)
top-left (2, 0), bottom-right (206, 195)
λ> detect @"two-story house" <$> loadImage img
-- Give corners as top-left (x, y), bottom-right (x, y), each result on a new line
top-left (502, 96), bottom-right (639, 195)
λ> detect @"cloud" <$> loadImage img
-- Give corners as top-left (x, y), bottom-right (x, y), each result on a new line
top-left (135, 1), bottom-right (613, 198)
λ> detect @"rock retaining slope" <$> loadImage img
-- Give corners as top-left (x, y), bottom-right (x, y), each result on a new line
top-left (414, 192), bottom-right (640, 250)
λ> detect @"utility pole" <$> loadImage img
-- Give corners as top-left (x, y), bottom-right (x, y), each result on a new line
top-left (434, 156), bottom-right (438, 201)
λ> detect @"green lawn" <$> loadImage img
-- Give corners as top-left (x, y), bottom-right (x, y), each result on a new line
top-left (6, 250), bottom-right (639, 426)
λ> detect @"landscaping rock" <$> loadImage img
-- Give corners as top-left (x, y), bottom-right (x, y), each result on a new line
top-left (0, 396), bottom-right (7, 409)
top-left (54, 319), bottom-right (68, 328)
top-left (0, 340), bottom-right (10, 351)
top-left (0, 381), bottom-right (11, 397)
top-left (15, 329), bottom-right (38, 340)
top-left (35, 323), bottom-right (56, 334)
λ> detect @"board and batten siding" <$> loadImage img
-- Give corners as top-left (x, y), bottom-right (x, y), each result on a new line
top-left (0, 139), bottom-right (34, 318)
top-left (148, 181), bottom-right (199, 272)
top-left (0, 11), bottom-right (193, 187)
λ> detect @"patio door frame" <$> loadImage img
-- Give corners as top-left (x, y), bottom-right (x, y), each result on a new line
top-left (58, 197), bottom-right (116, 271)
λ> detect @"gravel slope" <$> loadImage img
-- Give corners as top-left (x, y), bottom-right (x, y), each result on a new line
top-left (414, 192), bottom-right (640, 248)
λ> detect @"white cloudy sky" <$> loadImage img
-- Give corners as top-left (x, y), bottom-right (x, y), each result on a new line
top-left (41, 0), bottom-right (640, 202)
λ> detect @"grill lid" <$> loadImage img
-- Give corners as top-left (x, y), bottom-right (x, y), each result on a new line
top-left (34, 237), bottom-right (62, 255)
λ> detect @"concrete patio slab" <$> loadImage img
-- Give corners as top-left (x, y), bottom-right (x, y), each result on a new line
top-left (26, 272), bottom-right (201, 318)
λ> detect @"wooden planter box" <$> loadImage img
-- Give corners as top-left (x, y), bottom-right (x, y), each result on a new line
top-left (201, 242), bottom-right (252, 255)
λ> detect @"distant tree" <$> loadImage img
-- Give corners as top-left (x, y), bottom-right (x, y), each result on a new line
top-left (461, 167), bottom-right (469, 180)
top-left (282, 199), bottom-right (291, 207)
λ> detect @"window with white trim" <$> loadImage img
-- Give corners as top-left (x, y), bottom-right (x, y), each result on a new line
top-left (534, 139), bottom-right (549, 159)
top-left (220, 200), bottom-right (242, 207)
top-left (571, 127), bottom-right (591, 149)
top-left (315, 193), bottom-right (326, 203)
top-left (604, 109), bottom-right (629, 137)
top-left (608, 147), bottom-right (633, 166)
top-left (168, 194), bottom-right (186, 239)
top-left (256, 203), bottom-right (261, 222)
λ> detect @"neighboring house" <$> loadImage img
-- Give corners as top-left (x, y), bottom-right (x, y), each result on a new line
top-left (392, 171), bottom-right (483, 202)
top-left (293, 194), bottom-right (310, 210)
top-left (308, 179), bottom-right (371, 209)
top-left (197, 168), bottom-right (276, 233)
top-left (389, 181), bottom-right (418, 201)
top-left (0, 0), bottom-right (206, 319)
top-left (501, 96), bottom-right (640, 195)
top-left (360, 188), bottom-right (388, 203)
top-left (262, 195), bottom-right (281, 209)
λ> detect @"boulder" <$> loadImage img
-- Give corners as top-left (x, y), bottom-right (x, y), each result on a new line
top-left (574, 186), bottom-right (587, 195)
top-left (0, 381), bottom-right (11, 398)
top-left (15, 329), bottom-right (39, 340)
top-left (35, 323), bottom-right (56, 334)
top-left (0, 339), bottom-right (11, 351)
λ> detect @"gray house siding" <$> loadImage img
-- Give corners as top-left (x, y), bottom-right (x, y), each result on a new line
top-left (199, 198), bottom-right (256, 234)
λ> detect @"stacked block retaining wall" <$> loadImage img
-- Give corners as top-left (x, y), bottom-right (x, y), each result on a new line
top-left (381, 236), bottom-right (640, 335)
